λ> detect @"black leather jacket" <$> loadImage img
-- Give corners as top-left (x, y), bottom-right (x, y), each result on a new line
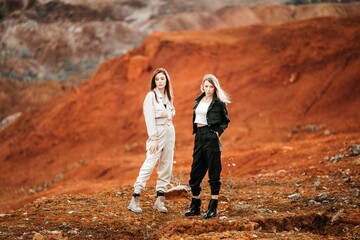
top-left (193, 92), bottom-right (230, 136)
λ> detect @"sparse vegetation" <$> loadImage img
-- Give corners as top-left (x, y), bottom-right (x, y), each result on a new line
top-left (171, 160), bottom-right (185, 185)
top-left (225, 157), bottom-right (236, 204)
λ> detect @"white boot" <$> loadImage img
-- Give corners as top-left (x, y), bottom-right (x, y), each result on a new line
top-left (128, 196), bottom-right (142, 213)
top-left (153, 196), bottom-right (168, 213)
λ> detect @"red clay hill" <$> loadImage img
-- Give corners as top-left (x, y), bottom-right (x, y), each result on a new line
top-left (0, 13), bottom-right (359, 209)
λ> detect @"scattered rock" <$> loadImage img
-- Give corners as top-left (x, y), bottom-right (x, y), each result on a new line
top-left (257, 208), bottom-right (272, 213)
top-left (219, 216), bottom-right (228, 221)
top-left (330, 154), bottom-right (346, 162)
top-left (287, 193), bottom-right (301, 201)
top-left (348, 144), bottom-right (360, 156)
top-left (313, 181), bottom-right (321, 187)
top-left (32, 233), bottom-right (45, 240)
top-left (315, 193), bottom-right (328, 202)
top-left (276, 169), bottom-right (286, 175)
top-left (308, 199), bottom-right (320, 205)
top-left (0, 112), bottom-right (22, 131)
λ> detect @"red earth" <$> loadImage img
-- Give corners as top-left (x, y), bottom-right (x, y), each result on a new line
top-left (0, 15), bottom-right (359, 239)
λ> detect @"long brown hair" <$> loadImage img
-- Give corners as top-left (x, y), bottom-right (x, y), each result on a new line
top-left (150, 68), bottom-right (174, 103)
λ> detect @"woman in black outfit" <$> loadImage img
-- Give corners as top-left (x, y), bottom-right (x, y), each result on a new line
top-left (185, 74), bottom-right (230, 219)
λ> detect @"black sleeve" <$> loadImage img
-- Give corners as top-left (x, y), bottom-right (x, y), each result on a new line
top-left (218, 102), bottom-right (230, 136)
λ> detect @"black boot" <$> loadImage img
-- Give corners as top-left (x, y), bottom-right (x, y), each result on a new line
top-left (203, 199), bottom-right (218, 219)
top-left (184, 198), bottom-right (201, 216)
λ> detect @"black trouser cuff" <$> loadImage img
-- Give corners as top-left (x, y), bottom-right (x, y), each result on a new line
top-left (156, 191), bottom-right (165, 197)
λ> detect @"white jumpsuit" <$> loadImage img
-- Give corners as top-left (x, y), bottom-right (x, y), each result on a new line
top-left (133, 88), bottom-right (176, 194)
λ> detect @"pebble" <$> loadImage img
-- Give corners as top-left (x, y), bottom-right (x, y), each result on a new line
top-left (315, 193), bottom-right (328, 201)
top-left (258, 208), bottom-right (272, 213)
top-left (313, 181), bottom-right (321, 187)
top-left (287, 193), bottom-right (301, 201)
top-left (308, 200), bottom-right (320, 205)
top-left (32, 233), bottom-right (45, 240)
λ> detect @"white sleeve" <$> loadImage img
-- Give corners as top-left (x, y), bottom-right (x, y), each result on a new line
top-left (143, 92), bottom-right (157, 140)
top-left (170, 102), bottom-right (175, 118)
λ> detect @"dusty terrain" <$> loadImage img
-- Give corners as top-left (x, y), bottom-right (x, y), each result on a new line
top-left (0, 13), bottom-right (359, 239)
top-left (0, 152), bottom-right (359, 239)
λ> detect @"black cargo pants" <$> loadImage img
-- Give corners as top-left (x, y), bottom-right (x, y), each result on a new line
top-left (189, 125), bottom-right (222, 196)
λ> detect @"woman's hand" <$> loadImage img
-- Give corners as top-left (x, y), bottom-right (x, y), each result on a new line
top-left (149, 140), bottom-right (158, 154)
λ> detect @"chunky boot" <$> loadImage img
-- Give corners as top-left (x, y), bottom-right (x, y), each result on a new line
top-left (153, 196), bottom-right (168, 213)
top-left (128, 195), bottom-right (142, 213)
top-left (185, 198), bottom-right (201, 216)
top-left (203, 199), bottom-right (218, 219)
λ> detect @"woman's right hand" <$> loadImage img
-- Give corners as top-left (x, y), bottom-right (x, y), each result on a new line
top-left (149, 140), bottom-right (158, 154)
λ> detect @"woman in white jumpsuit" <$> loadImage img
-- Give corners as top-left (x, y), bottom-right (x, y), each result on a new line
top-left (128, 68), bottom-right (175, 213)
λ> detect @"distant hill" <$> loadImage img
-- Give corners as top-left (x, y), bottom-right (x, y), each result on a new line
top-left (0, 1), bottom-right (359, 83)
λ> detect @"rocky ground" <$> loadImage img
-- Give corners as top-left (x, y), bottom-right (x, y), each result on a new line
top-left (0, 140), bottom-right (359, 239)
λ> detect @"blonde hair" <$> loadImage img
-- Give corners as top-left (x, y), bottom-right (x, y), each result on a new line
top-left (201, 74), bottom-right (231, 104)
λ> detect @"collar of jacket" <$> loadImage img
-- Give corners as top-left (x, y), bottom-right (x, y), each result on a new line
top-left (154, 88), bottom-right (169, 104)
top-left (194, 92), bottom-right (219, 110)
top-left (194, 92), bottom-right (219, 103)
